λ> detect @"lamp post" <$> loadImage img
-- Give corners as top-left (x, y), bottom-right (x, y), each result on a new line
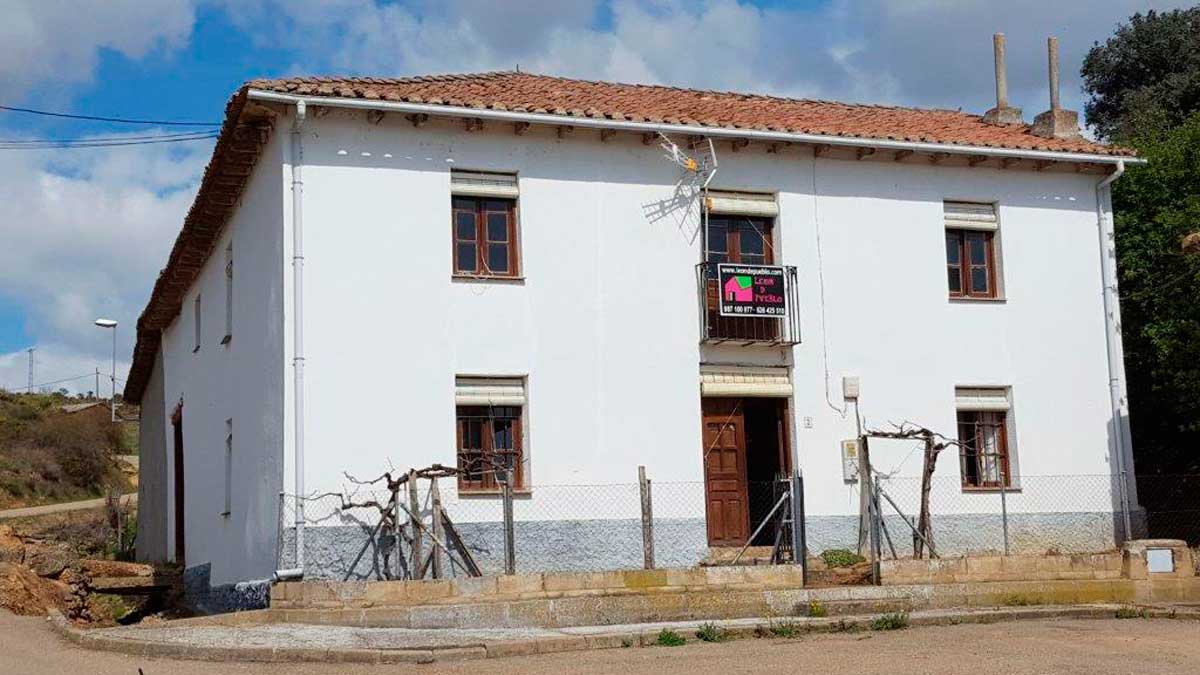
top-left (94, 319), bottom-right (117, 422)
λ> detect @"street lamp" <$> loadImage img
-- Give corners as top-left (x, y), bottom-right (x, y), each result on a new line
top-left (94, 319), bottom-right (117, 422)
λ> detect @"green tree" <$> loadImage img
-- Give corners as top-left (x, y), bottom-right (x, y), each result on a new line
top-left (1081, 8), bottom-right (1200, 142)
top-left (1112, 113), bottom-right (1200, 474)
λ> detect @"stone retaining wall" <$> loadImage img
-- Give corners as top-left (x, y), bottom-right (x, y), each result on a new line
top-left (881, 552), bottom-right (1123, 585)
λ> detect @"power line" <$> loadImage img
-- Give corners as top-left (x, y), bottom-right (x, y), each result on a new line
top-left (6, 372), bottom-right (98, 390)
top-left (0, 133), bottom-right (219, 150)
top-left (0, 104), bottom-right (220, 127)
top-left (0, 130), bottom-right (220, 145)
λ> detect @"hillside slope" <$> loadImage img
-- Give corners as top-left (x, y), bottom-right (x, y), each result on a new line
top-left (0, 392), bottom-right (136, 509)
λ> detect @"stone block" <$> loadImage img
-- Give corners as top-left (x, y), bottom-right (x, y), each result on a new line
top-left (408, 604), bottom-right (462, 629)
top-left (620, 569), bottom-right (668, 589)
top-left (455, 601), bottom-right (509, 629)
top-left (504, 599), bottom-right (553, 627)
top-left (362, 581), bottom-right (407, 606)
top-left (536, 636), bottom-right (589, 654)
top-left (1000, 556), bottom-right (1038, 576)
top-left (665, 568), bottom-right (706, 587)
top-left (359, 608), bottom-right (412, 627)
top-left (1031, 108), bottom-right (1081, 140)
top-left (403, 579), bottom-right (453, 604)
top-left (484, 640), bottom-right (540, 658)
top-left (451, 576), bottom-right (498, 599)
top-left (965, 556), bottom-right (1004, 578)
top-left (431, 646), bottom-right (488, 661)
top-left (496, 573), bottom-right (543, 596)
top-left (543, 572), bottom-right (589, 592)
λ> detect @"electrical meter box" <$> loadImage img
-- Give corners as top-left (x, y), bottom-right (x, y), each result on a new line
top-left (841, 439), bottom-right (861, 483)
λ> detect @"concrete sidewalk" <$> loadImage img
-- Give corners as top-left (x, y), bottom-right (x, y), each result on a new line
top-left (50, 604), bottom-right (1199, 664)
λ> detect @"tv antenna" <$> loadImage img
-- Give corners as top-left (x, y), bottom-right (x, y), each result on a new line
top-left (646, 133), bottom-right (718, 244)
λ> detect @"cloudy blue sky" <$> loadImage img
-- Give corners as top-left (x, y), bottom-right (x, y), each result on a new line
top-left (0, 0), bottom-right (1188, 394)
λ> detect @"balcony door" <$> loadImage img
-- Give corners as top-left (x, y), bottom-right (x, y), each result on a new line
top-left (704, 215), bottom-right (778, 341)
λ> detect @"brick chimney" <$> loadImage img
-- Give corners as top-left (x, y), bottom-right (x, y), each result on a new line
top-left (982, 33), bottom-right (1023, 125)
top-left (1031, 36), bottom-right (1081, 139)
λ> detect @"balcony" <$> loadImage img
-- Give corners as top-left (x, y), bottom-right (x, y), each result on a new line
top-left (696, 262), bottom-right (800, 346)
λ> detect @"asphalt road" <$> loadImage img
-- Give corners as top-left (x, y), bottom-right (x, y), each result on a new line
top-left (4, 611), bottom-right (1199, 674)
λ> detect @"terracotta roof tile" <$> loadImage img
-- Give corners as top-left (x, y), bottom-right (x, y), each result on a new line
top-left (245, 71), bottom-right (1130, 156)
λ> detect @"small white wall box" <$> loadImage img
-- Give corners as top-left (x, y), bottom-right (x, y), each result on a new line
top-left (1146, 548), bottom-right (1175, 573)
top-left (842, 376), bottom-right (860, 400)
top-left (841, 439), bottom-right (861, 483)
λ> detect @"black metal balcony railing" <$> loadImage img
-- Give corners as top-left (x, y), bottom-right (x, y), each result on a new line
top-left (696, 262), bottom-right (801, 345)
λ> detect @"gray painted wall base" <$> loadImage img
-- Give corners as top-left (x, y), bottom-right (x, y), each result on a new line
top-left (278, 512), bottom-right (1122, 581)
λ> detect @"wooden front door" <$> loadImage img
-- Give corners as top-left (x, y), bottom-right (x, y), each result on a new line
top-left (171, 408), bottom-right (185, 565)
top-left (702, 398), bottom-right (750, 546)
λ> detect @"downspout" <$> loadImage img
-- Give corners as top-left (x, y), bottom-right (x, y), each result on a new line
top-left (276, 99), bottom-right (307, 581)
top-left (1095, 159), bottom-right (1133, 541)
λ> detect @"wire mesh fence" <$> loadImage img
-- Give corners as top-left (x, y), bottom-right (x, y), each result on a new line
top-left (1136, 474), bottom-right (1200, 546)
top-left (275, 472), bottom-right (1195, 580)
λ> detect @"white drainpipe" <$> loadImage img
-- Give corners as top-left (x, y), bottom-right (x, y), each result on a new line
top-left (1095, 160), bottom-right (1133, 541)
top-left (276, 99), bottom-right (308, 580)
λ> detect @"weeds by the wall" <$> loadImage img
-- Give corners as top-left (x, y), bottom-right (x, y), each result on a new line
top-left (695, 623), bottom-right (728, 643)
top-left (871, 612), bottom-right (910, 631)
top-left (821, 549), bottom-right (866, 568)
top-left (1115, 606), bottom-right (1147, 619)
top-left (655, 629), bottom-right (686, 647)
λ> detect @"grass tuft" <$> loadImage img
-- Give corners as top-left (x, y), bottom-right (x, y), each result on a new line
top-left (655, 629), bottom-right (686, 647)
top-left (1115, 606), bottom-right (1146, 619)
top-left (871, 612), bottom-right (910, 631)
top-left (695, 622), bottom-right (728, 643)
top-left (820, 548), bottom-right (866, 568)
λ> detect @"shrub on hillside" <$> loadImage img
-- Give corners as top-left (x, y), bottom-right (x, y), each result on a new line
top-left (28, 409), bottom-right (124, 490)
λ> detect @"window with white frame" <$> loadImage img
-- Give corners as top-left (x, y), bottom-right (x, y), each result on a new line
top-left (454, 376), bottom-right (527, 491)
top-left (222, 418), bottom-right (232, 516)
top-left (944, 201), bottom-right (1001, 299)
top-left (450, 170), bottom-right (520, 278)
top-left (955, 387), bottom-right (1015, 489)
top-left (222, 243), bottom-right (233, 345)
top-left (193, 294), bottom-right (202, 352)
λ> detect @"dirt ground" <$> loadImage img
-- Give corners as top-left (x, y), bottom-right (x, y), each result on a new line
top-left (4, 612), bottom-right (1200, 675)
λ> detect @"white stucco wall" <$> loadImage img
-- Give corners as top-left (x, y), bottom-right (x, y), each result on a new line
top-left (135, 349), bottom-right (168, 563)
top-left (284, 109), bottom-right (1126, 527)
top-left (153, 130), bottom-right (289, 586)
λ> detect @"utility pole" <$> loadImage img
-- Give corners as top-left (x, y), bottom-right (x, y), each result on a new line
top-left (26, 348), bottom-right (34, 393)
top-left (95, 368), bottom-right (101, 401)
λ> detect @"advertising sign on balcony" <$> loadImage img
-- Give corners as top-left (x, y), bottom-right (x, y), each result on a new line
top-left (717, 264), bottom-right (788, 318)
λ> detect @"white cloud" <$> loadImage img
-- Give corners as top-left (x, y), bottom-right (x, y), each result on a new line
top-left (219, 0), bottom-right (1195, 118)
top-left (0, 135), bottom-right (210, 392)
top-left (0, 0), bottom-right (197, 96)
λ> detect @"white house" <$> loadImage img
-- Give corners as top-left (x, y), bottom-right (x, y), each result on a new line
top-left (128, 69), bottom-right (1141, 595)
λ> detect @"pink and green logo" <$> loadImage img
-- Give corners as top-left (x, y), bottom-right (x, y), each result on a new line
top-left (723, 275), bottom-right (753, 302)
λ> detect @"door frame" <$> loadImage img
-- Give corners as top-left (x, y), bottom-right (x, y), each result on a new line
top-left (700, 395), bottom-right (793, 547)
top-left (171, 403), bottom-right (185, 565)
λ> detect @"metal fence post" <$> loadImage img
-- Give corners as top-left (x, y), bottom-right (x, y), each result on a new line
top-left (869, 471), bottom-right (882, 585)
top-left (638, 466), bottom-right (655, 570)
top-left (276, 491), bottom-right (286, 570)
top-left (999, 475), bottom-right (1010, 556)
top-left (1118, 469), bottom-right (1132, 542)
top-left (791, 469), bottom-right (807, 585)
top-left (502, 469), bottom-right (516, 575)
